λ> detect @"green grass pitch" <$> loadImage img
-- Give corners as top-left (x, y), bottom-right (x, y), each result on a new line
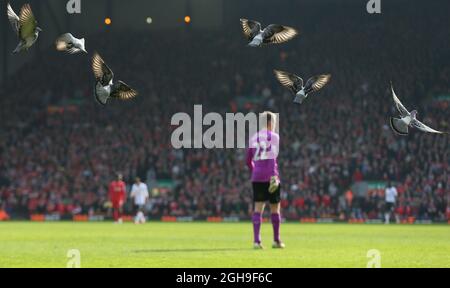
top-left (0, 222), bottom-right (449, 268)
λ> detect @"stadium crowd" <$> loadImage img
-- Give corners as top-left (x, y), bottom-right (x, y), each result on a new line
top-left (0, 5), bottom-right (448, 221)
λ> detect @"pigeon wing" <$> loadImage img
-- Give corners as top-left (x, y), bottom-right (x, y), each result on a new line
top-left (92, 53), bottom-right (114, 86)
top-left (412, 120), bottom-right (446, 134)
top-left (67, 48), bottom-right (81, 54)
top-left (304, 75), bottom-right (331, 93)
top-left (110, 81), bottom-right (138, 100)
top-left (19, 4), bottom-right (37, 40)
top-left (7, 3), bottom-right (20, 36)
top-left (274, 70), bottom-right (303, 93)
top-left (240, 19), bottom-right (261, 40)
top-left (263, 24), bottom-right (298, 44)
top-left (391, 85), bottom-right (410, 117)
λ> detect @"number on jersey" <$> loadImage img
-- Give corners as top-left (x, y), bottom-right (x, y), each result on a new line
top-left (253, 142), bottom-right (270, 161)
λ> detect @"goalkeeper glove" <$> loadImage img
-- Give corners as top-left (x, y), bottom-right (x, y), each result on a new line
top-left (268, 176), bottom-right (280, 194)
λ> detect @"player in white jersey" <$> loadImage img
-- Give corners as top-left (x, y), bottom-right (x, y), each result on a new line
top-left (384, 182), bottom-right (398, 224)
top-left (130, 177), bottom-right (149, 224)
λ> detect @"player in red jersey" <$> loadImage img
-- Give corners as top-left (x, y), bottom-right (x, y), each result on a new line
top-left (109, 173), bottom-right (126, 223)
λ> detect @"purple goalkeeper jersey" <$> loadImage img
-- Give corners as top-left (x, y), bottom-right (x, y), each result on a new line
top-left (246, 129), bottom-right (280, 183)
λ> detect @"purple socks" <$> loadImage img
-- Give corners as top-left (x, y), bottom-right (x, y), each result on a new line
top-left (271, 213), bottom-right (281, 243)
top-left (252, 212), bottom-right (262, 244)
top-left (253, 212), bottom-right (281, 244)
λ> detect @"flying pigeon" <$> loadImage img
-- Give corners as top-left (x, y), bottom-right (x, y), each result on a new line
top-left (240, 19), bottom-right (298, 47)
top-left (274, 70), bottom-right (331, 104)
top-left (56, 33), bottom-right (87, 54)
top-left (390, 85), bottom-right (447, 136)
top-left (7, 3), bottom-right (42, 54)
top-left (92, 52), bottom-right (138, 105)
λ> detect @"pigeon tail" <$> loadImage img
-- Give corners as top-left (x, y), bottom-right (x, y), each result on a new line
top-left (94, 83), bottom-right (110, 106)
top-left (248, 37), bottom-right (263, 47)
top-left (81, 38), bottom-right (88, 53)
top-left (95, 91), bottom-right (109, 106)
top-left (293, 95), bottom-right (306, 105)
top-left (12, 43), bottom-right (23, 54)
top-left (390, 117), bottom-right (409, 136)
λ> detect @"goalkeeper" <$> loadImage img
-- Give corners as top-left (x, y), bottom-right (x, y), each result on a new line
top-left (246, 111), bottom-right (284, 249)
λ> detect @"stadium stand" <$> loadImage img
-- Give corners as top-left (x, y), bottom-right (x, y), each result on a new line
top-left (0, 6), bottom-right (448, 222)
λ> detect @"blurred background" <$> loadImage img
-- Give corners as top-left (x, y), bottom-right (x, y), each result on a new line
top-left (0, 0), bottom-right (448, 222)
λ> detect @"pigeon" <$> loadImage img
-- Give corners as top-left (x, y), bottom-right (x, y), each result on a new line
top-left (274, 70), bottom-right (331, 104)
top-left (7, 3), bottom-right (42, 54)
top-left (56, 33), bottom-right (87, 54)
top-left (240, 19), bottom-right (298, 47)
top-left (390, 84), bottom-right (447, 136)
top-left (92, 52), bottom-right (138, 105)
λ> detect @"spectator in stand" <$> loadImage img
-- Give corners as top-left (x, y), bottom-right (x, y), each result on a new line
top-left (0, 202), bottom-right (9, 221)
